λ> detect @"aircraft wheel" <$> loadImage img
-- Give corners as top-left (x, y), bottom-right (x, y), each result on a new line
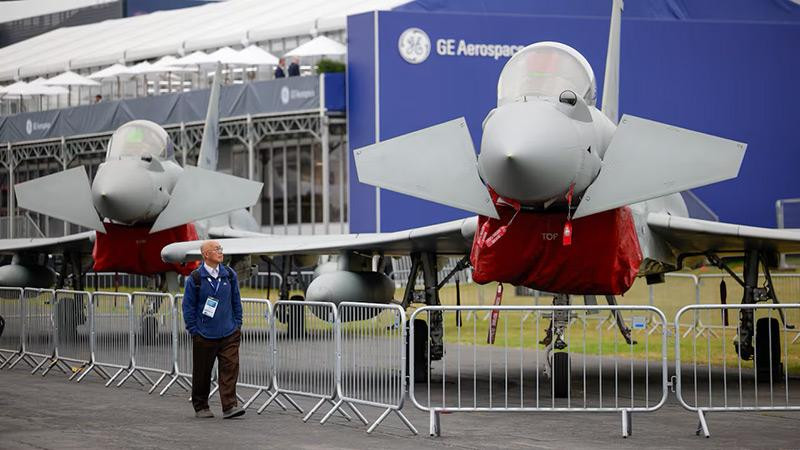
top-left (755, 317), bottom-right (783, 379)
top-left (287, 294), bottom-right (305, 338)
top-left (408, 319), bottom-right (428, 384)
top-left (553, 352), bottom-right (570, 398)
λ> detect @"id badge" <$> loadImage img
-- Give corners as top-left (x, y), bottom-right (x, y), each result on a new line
top-left (202, 296), bottom-right (219, 318)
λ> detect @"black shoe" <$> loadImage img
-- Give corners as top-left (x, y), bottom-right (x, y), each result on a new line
top-left (223, 406), bottom-right (245, 419)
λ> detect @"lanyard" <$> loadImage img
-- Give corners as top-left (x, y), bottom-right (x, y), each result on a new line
top-left (207, 276), bottom-right (222, 296)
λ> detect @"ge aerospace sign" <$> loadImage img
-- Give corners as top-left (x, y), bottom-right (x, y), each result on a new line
top-left (398, 28), bottom-right (431, 64)
top-left (398, 27), bottom-right (525, 64)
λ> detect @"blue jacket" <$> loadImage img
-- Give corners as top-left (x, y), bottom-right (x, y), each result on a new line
top-left (182, 264), bottom-right (242, 339)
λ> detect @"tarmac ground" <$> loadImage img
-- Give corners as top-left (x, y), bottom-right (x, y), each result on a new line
top-left (1, 358), bottom-right (799, 450)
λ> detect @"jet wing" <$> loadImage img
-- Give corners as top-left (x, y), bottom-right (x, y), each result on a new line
top-left (162, 217), bottom-right (477, 263)
top-left (647, 213), bottom-right (800, 255)
top-left (0, 231), bottom-right (95, 255)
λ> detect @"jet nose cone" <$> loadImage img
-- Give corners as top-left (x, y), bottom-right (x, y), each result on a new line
top-left (478, 101), bottom-right (584, 203)
top-left (91, 161), bottom-right (155, 224)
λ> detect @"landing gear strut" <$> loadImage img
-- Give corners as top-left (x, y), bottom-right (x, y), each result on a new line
top-left (707, 249), bottom-right (793, 369)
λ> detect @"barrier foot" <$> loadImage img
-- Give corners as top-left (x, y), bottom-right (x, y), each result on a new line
top-left (209, 383), bottom-right (219, 398)
top-left (242, 389), bottom-right (264, 410)
top-left (257, 391), bottom-right (280, 414)
top-left (96, 365), bottom-right (112, 380)
top-left (303, 398), bottom-right (329, 423)
top-left (29, 356), bottom-right (49, 375)
top-left (279, 394), bottom-right (303, 414)
top-left (45, 358), bottom-right (71, 376)
top-left (116, 368), bottom-right (137, 387)
top-left (394, 409), bottom-right (419, 435)
top-left (176, 376), bottom-right (192, 392)
top-left (7, 353), bottom-right (31, 370)
top-left (621, 410), bottom-right (632, 438)
top-left (347, 402), bottom-right (368, 425)
top-left (159, 375), bottom-right (181, 396)
top-left (367, 408), bottom-right (392, 433)
top-left (0, 352), bottom-right (14, 369)
top-left (148, 373), bottom-right (168, 394)
top-left (68, 363), bottom-right (89, 381)
top-left (319, 399), bottom-right (343, 425)
top-left (696, 410), bottom-right (710, 438)
top-left (791, 332), bottom-right (800, 345)
top-left (76, 363), bottom-right (96, 382)
top-left (429, 410), bottom-right (441, 437)
top-left (105, 368), bottom-right (124, 387)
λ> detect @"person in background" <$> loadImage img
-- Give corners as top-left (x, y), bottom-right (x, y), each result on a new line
top-left (288, 57), bottom-right (300, 77)
top-left (182, 240), bottom-right (245, 420)
top-left (94, 94), bottom-right (103, 103)
top-left (274, 58), bottom-right (286, 78)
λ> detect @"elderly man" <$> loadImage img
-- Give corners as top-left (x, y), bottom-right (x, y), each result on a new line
top-left (182, 240), bottom-right (244, 419)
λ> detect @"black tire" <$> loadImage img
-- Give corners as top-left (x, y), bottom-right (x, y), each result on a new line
top-left (407, 318), bottom-right (428, 384)
top-left (755, 317), bottom-right (783, 379)
top-left (287, 294), bottom-right (305, 338)
top-left (553, 352), bottom-right (570, 398)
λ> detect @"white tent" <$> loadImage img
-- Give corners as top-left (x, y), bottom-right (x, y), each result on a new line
top-left (173, 50), bottom-right (213, 66)
top-left (207, 47), bottom-right (253, 66)
top-left (238, 45), bottom-right (280, 66)
top-left (0, 0), bottom-right (407, 82)
top-left (88, 63), bottom-right (133, 80)
top-left (43, 70), bottom-right (100, 87)
top-left (285, 36), bottom-right (347, 57)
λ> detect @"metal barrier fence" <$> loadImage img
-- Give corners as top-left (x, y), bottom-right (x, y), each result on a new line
top-left (321, 302), bottom-right (416, 434)
top-left (409, 305), bottom-right (670, 437)
top-left (2, 281), bottom-right (800, 439)
top-left (90, 292), bottom-right (134, 386)
top-left (0, 287), bottom-right (23, 368)
top-left (50, 290), bottom-right (93, 380)
top-left (10, 289), bottom-right (56, 373)
top-left (120, 292), bottom-right (177, 393)
top-left (675, 303), bottom-right (800, 437)
top-left (238, 299), bottom-right (277, 409)
top-left (259, 300), bottom-right (348, 423)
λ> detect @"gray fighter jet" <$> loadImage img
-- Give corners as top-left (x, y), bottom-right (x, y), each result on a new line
top-left (162, 1), bottom-right (800, 385)
top-left (0, 67), bottom-right (263, 289)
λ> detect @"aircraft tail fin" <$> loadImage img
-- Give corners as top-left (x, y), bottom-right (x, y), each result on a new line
top-left (601, 0), bottom-right (623, 124)
top-left (354, 118), bottom-right (498, 219)
top-left (149, 166), bottom-right (263, 233)
top-left (197, 63), bottom-right (221, 171)
top-left (14, 166), bottom-right (106, 232)
top-left (573, 115), bottom-right (746, 219)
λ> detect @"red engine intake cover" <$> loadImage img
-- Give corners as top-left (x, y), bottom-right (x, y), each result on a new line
top-left (92, 223), bottom-right (200, 276)
top-left (470, 203), bottom-right (642, 295)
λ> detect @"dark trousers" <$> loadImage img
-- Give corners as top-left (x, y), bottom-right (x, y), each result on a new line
top-left (192, 329), bottom-right (241, 412)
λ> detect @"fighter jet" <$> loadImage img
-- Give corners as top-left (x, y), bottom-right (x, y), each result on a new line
top-left (162, 1), bottom-right (800, 389)
top-left (0, 66), bottom-right (263, 289)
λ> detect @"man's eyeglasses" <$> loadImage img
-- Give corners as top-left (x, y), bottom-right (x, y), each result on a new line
top-left (208, 247), bottom-right (224, 253)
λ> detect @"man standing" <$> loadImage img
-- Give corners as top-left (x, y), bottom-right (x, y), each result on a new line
top-left (274, 58), bottom-right (286, 78)
top-left (288, 57), bottom-right (300, 77)
top-left (182, 240), bottom-right (245, 419)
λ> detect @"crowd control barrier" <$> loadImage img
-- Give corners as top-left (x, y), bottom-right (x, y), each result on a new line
top-left (258, 300), bottom-right (353, 423)
top-left (0, 287), bottom-right (23, 368)
top-left (674, 303), bottom-right (800, 437)
top-left (2, 278), bottom-right (799, 439)
top-left (409, 305), bottom-right (670, 437)
top-left (321, 302), bottom-right (416, 434)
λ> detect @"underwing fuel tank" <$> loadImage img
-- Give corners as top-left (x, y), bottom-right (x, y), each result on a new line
top-left (0, 264), bottom-right (56, 288)
top-left (305, 270), bottom-right (395, 321)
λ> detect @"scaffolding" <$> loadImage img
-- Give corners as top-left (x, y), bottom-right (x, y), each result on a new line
top-left (0, 109), bottom-right (347, 239)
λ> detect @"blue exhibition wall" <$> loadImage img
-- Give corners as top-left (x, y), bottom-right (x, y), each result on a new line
top-left (347, 10), bottom-right (800, 232)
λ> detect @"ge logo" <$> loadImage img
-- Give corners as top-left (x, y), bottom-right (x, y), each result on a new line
top-left (398, 28), bottom-right (430, 64)
top-left (541, 232), bottom-right (559, 241)
top-left (280, 86), bottom-right (290, 104)
top-left (25, 119), bottom-right (32, 135)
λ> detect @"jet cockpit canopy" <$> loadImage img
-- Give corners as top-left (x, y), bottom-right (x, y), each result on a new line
top-left (497, 42), bottom-right (596, 108)
top-left (106, 120), bottom-right (175, 161)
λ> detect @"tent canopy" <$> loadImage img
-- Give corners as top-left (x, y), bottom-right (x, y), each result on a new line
top-left (239, 45), bottom-right (280, 65)
top-left (285, 36), bottom-right (346, 57)
top-left (44, 71), bottom-right (100, 87)
top-left (0, 0), bottom-right (407, 82)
